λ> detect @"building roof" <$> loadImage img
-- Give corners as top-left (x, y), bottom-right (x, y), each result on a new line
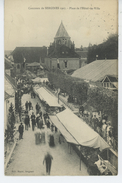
top-left (75, 51), bottom-right (88, 58)
top-left (5, 92), bottom-right (13, 100)
top-left (72, 59), bottom-right (118, 82)
top-left (55, 22), bottom-right (70, 38)
top-left (5, 57), bottom-right (13, 70)
top-left (11, 47), bottom-right (47, 63)
top-left (5, 74), bottom-right (16, 98)
top-left (48, 44), bottom-right (79, 58)
top-left (5, 73), bottom-right (16, 89)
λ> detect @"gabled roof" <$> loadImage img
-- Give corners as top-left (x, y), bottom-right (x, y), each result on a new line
top-left (72, 59), bottom-right (118, 82)
top-left (55, 22), bottom-right (70, 38)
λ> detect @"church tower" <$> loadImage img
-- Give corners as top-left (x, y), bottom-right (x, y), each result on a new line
top-left (54, 21), bottom-right (72, 48)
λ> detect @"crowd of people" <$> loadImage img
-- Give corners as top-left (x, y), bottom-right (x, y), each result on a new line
top-left (79, 109), bottom-right (114, 148)
top-left (18, 101), bottom-right (44, 139)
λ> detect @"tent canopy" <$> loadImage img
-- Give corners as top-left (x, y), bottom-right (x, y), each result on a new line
top-left (34, 87), bottom-right (61, 107)
top-left (56, 109), bottom-right (109, 151)
top-left (49, 115), bottom-right (78, 144)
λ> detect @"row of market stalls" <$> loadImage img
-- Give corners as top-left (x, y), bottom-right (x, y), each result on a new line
top-left (33, 85), bottom-right (117, 175)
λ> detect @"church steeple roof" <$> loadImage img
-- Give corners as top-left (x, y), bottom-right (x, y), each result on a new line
top-left (55, 21), bottom-right (70, 38)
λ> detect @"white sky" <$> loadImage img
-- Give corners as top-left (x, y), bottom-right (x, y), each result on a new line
top-left (4, 0), bottom-right (118, 50)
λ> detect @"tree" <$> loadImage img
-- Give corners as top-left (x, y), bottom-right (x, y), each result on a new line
top-left (5, 103), bottom-right (16, 142)
top-left (87, 34), bottom-right (118, 64)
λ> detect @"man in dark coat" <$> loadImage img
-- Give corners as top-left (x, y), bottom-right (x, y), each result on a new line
top-left (25, 101), bottom-right (28, 111)
top-left (49, 135), bottom-right (55, 147)
top-left (31, 112), bottom-right (36, 131)
top-left (24, 114), bottom-right (30, 130)
top-left (35, 103), bottom-right (40, 114)
top-left (43, 152), bottom-right (53, 175)
top-left (18, 123), bottom-right (24, 139)
top-left (28, 101), bottom-right (32, 110)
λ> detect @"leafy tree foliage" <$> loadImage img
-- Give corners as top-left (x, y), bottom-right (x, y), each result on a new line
top-left (87, 34), bottom-right (118, 64)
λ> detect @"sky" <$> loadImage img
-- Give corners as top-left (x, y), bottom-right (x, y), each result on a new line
top-left (4, 0), bottom-right (118, 51)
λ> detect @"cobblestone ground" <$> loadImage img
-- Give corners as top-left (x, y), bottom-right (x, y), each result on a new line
top-left (5, 94), bottom-right (89, 176)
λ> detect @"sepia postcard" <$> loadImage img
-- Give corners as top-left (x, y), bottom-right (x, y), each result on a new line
top-left (4, 0), bottom-right (118, 177)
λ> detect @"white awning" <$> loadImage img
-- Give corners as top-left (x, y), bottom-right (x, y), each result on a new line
top-left (49, 115), bottom-right (78, 145)
top-left (56, 109), bottom-right (109, 151)
top-left (35, 87), bottom-right (61, 107)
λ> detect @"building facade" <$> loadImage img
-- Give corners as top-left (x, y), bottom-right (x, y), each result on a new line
top-left (43, 22), bottom-right (80, 71)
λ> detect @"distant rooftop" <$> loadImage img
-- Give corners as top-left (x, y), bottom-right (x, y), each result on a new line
top-left (10, 47), bottom-right (47, 63)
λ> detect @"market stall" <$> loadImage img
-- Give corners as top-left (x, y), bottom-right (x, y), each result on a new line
top-left (48, 108), bottom-right (113, 174)
top-left (34, 87), bottom-right (60, 107)
top-left (56, 108), bottom-right (109, 151)
top-left (49, 115), bottom-right (79, 145)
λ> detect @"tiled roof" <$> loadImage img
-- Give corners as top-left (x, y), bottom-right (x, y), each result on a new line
top-left (72, 59), bottom-right (118, 82)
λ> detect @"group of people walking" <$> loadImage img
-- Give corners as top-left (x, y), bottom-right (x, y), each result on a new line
top-left (18, 100), bottom-right (44, 139)
top-left (25, 101), bottom-right (32, 111)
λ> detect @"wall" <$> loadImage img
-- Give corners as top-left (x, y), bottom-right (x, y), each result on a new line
top-left (44, 57), bottom-right (80, 70)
